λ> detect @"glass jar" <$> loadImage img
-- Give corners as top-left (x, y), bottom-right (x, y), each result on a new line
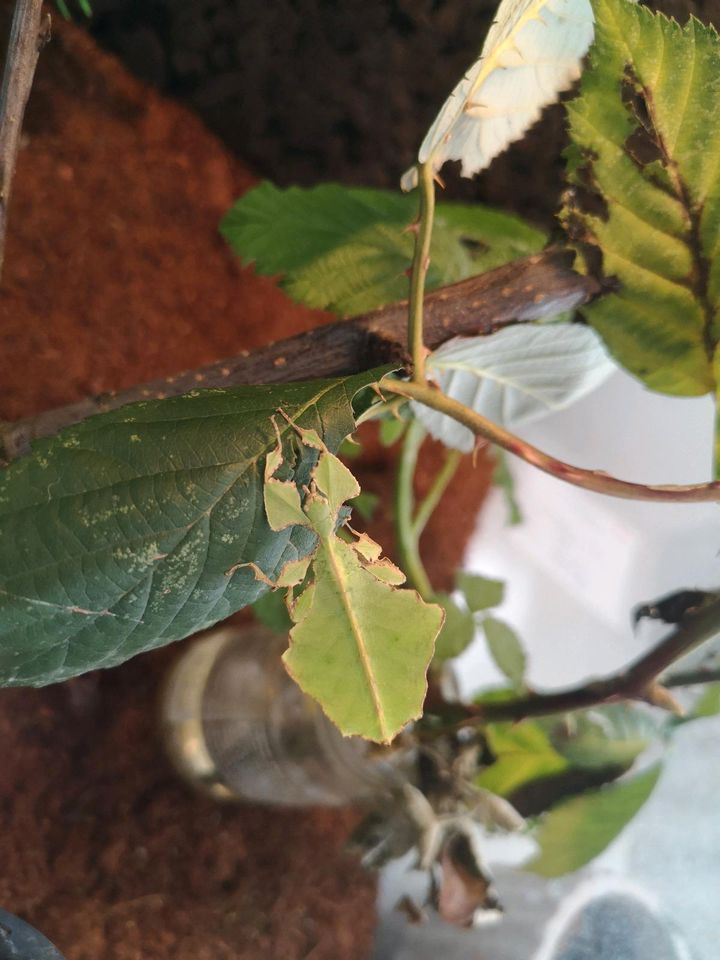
top-left (161, 623), bottom-right (412, 806)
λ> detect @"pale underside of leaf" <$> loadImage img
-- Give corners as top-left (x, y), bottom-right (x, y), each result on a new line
top-left (222, 182), bottom-right (544, 314)
top-left (411, 0), bottom-right (594, 182)
top-left (413, 322), bottom-right (616, 451)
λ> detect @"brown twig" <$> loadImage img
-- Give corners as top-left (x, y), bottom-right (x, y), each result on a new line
top-left (384, 379), bottom-right (720, 503)
top-left (0, 249), bottom-right (599, 460)
top-left (460, 597), bottom-right (720, 725)
top-left (0, 0), bottom-right (48, 278)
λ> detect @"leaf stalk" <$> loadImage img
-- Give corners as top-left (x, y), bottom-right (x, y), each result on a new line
top-left (407, 162), bottom-right (436, 383)
top-left (394, 419), bottom-right (434, 601)
top-left (384, 379), bottom-right (720, 503)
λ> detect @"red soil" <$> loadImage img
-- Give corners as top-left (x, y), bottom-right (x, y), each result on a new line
top-left (0, 16), bottom-right (490, 960)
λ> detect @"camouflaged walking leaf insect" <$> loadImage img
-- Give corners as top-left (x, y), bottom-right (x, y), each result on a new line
top-left (251, 415), bottom-right (444, 744)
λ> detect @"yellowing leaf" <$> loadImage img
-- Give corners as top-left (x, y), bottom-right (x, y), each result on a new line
top-left (406, 0), bottom-right (594, 184)
top-left (564, 0), bottom-right (720, 467)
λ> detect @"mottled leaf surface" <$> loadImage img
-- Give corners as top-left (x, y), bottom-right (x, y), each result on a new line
top-left (0, 371), bottom-right (386, 687)
top-left (564, 0), bottom-right (720, 462)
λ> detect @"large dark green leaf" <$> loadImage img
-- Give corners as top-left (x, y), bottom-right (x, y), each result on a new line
top-left (0, 371), bottom-right (386, 687)
top-left (221, 182), bottom-right (544, 314)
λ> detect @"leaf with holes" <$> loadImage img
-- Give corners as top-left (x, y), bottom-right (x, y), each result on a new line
top-left (221, 182), bottom-right (544, 314)
top-left (253, 419), bottom-right (444, 744)
top-left (0, 370), bottom-right (388, 687)
top-left (564, 0), bottom-right (720, 467)
top-left (414, 323), bottom-right (616, 452)
top-left (402, 0), bottom-right (594, 186)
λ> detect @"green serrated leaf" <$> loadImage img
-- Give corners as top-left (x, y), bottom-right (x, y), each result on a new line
top-left (261, 422), bottom-right (443, 743)
top-left (221, 183), bottom-right (544, 315)
top-left (457, 572), bottom-right (505, 612)
top-left (482, 616), bottom-right (526, 689)
top-left (528, 764), bottom-right (662, 877)
top-left (476, 722), bottom-right (569, 797)
top-left (433, 593), bottom-right (476, 663)
top-left (252, 590), bottom-right (292, 634)
top-left (0, 370), bottom-right (389, 687)
top-left (565, 0), bottom-right (720, 464)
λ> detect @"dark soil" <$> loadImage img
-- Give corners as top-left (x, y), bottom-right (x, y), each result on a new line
top-left (0, 14), bottom-right (490, 960)
top-left (88, 0), bottom-right (720, 226)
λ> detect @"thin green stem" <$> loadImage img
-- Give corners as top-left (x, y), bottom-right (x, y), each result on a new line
top-left (407, 162), bottom-right (436, 383)
top-left (384, 379), bottom-right (720, 504)
top-left (394, 419), bottom-right (434, 600)
top-left (412, 448), bottom-right (462, 539)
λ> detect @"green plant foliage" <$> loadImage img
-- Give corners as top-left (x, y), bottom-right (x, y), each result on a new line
top-left (528, 764), bottom-right (662, 877)
top-left (476, 722), bottom-right (569, 797)
top-left (482, 616), bottom-right (526, 690)
top-left (564, 0), bottom-right (720, 463)
top-left (457, 572), bottom-right (505, 612)
top-left (416, 323), bottom-right (616, 452)
top-left (0, 371), bottom-right (387, 687)
top-left (691, 682), bottom-right (720, 717)
top-left (434, 593), bottom-right (476, 662)
top-left (493, 451), bottom-right (523, 525)
top-left (252, 590), bottom-right (292, 634)
top-left (221, 183), bottom-right (544, 315)
top-left (348, 491), bottom-right (379, 521)
top-left (379, 415), bottom-right (408, 448)
top-left (54, 0), bottom-right (91, 18)
top-left (550, 705), bottom-right (655, 770)
top-left (254, 419), bottom-right (443, 743)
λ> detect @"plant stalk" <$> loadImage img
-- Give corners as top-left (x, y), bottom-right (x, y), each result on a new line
top-left (384, 379), bottom-right (720, 503)
top-left (407, 162), bottom-right (436, 383)
top-left (412, 448), bottom-right (462, 539)
top-left (394, 419), bottom-right (434, 600)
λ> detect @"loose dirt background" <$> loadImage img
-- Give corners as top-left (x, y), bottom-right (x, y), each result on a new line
top-left (88, 0), bottom-right (719, 221)
top-left (0, 14), bottom-right (489, 960)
